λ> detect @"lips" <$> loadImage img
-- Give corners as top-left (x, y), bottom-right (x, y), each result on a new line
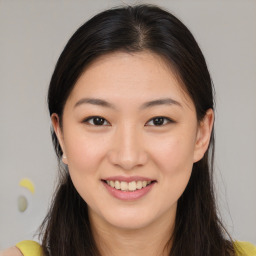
top-left (102, 176), bottom-right (156, 200)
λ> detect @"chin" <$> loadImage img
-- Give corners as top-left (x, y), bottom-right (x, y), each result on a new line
top-left (100, 207), bottom-right (161, 231)
top-left (108, 216), bottom-right (154, 230)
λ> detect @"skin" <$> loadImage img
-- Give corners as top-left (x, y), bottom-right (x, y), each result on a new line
top-left (0, 247), bottom-right (22, 256)
top-left (51, 51), bottom-right (214, 256)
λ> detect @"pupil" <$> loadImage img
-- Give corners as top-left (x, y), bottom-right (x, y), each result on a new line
top-left (93, 117), bottom-right (104, 125)
top-left (153, 117), bottom-right (164, 125)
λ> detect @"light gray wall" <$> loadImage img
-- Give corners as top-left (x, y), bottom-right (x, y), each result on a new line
top-left (0, 0), bottom-right (255, 249)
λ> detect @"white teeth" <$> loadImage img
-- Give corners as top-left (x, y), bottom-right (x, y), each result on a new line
top-left (120, 181), bottom-right (128, 191)
top-left (136, 181), bottom-right (142, 189)
top-left (106, 180), bottom-right (153, 191)
top-left (128, 181), bottom-right (136, 191)
top-left (110, 180), bottom-right (115, 188)
top-left (115, 180), bottom-right (120, 189)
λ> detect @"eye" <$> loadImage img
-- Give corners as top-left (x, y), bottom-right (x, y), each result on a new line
top-left (83, 116), bottom-right (110, 126)
top-left (146, 116), bottom-right (174, 126)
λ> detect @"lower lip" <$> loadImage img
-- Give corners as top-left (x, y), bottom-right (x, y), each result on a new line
top-left (102, 181), bottom-right (155, 201)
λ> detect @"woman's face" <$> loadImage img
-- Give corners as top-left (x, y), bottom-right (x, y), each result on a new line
top-left (52, 51), bottom-right (213, 231)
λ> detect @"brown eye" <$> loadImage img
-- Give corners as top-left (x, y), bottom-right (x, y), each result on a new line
top-left (152, 117), bottom-right (165, 126)
top-left (146, 116), bottom-right (173, 126)
top-left (83, 116), bottom-right (110, 126)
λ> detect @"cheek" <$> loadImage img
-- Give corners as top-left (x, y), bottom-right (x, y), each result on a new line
top-left (154, 137), bottom-right (194, 202)
top-left (64, 132), bottom-right (108, 206)
top-left (150, 132), bottom-right (196, 193)
top-left (64, 132), bottom-right (106, 176)
top-left (151, 134), bottom-right (196, 172)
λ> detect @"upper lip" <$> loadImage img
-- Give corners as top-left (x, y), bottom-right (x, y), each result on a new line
top-left (102, 176), bottom-right (156, 182)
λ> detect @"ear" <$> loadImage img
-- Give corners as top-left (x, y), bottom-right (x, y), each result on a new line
top-left (51, 113), bottom-right (68, 165)
top-left (193, 109), bottom-right (214, 163)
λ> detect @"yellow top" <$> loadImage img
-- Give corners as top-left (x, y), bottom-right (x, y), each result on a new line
top-left (234, 241), bottom-right (256, 255)
top-left (15, 240), bottom-right (256, 256)
top-left (16, 240), bottom-right (43, 256)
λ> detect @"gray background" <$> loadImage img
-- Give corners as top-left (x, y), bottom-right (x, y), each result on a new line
top-left (0, 0), bottom-right (255, 249)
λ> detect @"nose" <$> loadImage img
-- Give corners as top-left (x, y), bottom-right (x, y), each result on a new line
top-left (107, 123), bottom-right (148, 170)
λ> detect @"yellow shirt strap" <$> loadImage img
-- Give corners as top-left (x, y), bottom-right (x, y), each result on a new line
top-left (16, 240), bottom-right (42, 256)
top-left (234, 241), bottom-right (256, 255)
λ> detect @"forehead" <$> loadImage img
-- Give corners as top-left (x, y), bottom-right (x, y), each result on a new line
top-left (67, 51), bottom-right (194, 109)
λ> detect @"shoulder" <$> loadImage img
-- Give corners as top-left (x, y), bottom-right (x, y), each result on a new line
top-left (0, 247), bottom-right (23, 256)
top-left (234, 241), bottom-right (256, 255)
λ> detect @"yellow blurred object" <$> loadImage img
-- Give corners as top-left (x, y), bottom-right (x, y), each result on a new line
top-left (16, 240), bottom-right (42, 256)
top-left (19, 178), bottom-right (35, 194)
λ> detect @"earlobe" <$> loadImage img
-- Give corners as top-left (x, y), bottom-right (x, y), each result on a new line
top-left (51, 113), bottom-right (68, 165)
top-left (193, 109), bottom-right (214, 163)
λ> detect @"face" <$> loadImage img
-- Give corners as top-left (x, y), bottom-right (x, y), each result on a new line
top-left (52, 51), bottom-right (213, 231)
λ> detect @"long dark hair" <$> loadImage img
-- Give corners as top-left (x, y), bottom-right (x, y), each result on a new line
top-left (40, 4), bottom-right (235, 256)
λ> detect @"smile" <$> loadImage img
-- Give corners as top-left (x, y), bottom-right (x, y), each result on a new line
top-left (105, 180), bottom-right (154, 192)
top-left (102, 177), bottom-right (156, 200)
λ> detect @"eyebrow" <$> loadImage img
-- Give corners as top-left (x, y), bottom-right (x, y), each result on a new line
top-left (140, 98), bottom-right (182, 109)
top-left (74, 98), bottom-right (116, 109)
top-left (74, 97), bottom-right (182, 110)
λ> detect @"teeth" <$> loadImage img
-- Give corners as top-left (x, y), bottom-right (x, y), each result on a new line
top-left (120, 181), bottom-right (128, 191)
top-left (106, 180), bottom-right (153, 191)
top-left (136, 181), bottom-right (142, 189)
top-left (110, 180), bottom-right (115, 188)
top-left (128, 181), bottom-right (136, 191)
top-left (115, 180), bottom-right (120, 189)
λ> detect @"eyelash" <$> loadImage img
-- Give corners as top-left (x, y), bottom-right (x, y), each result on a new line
top-left (82, 116), bottom-right (175, 127)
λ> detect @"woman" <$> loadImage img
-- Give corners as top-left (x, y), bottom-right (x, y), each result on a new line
top-left (2, 4), bottom-right (255, 256)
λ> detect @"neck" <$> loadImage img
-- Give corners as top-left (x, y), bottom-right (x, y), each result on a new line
top-left (89, 209), bottom-right (176, 256)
